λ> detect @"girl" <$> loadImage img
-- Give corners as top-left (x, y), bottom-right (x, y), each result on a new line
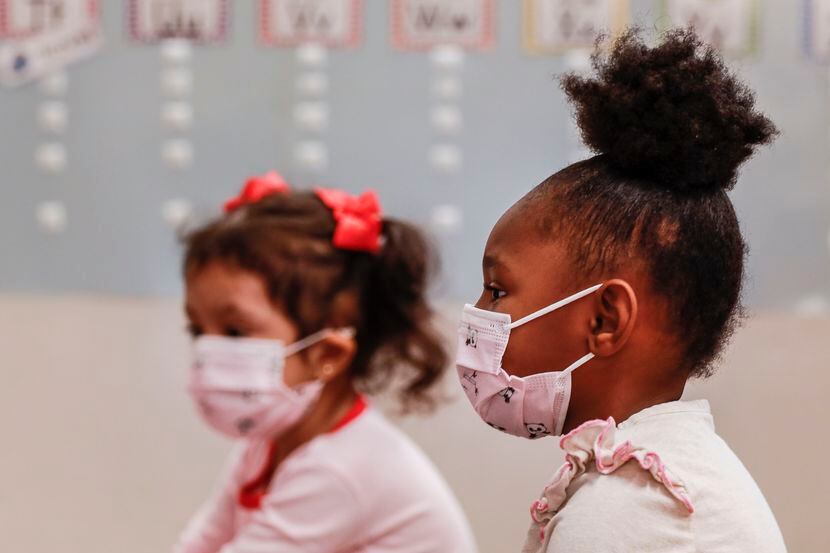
top-left (455, 30), bottom-right (788, 552)
top-left (176, 171), bottom-right (476, 553)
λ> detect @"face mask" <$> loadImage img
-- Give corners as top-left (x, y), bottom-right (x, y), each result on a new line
top-left (188, 329), bottom-right (352, 440)
top-left (456, 285), bottom-right (602, 439)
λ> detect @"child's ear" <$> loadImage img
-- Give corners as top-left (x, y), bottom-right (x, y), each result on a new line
top-left (306, 332), bottom-right (357, 382)
top-left (588, 279), bottom-right (638, 357)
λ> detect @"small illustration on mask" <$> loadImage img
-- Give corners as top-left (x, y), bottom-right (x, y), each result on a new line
top-left (465, 327), bottom-right (478, 348)
top-left (241, 390), bottom-right (255, 401)
top-left (487, 422), bottom-right (508, 433)
top-left (498, 387), bottom-right (515, 403)
top-left (461, 370), bottom-right (479, 396)
top-left (525, 423), bottom-right (550, 439)
top-left (236, 417), bottom-right (256, 435)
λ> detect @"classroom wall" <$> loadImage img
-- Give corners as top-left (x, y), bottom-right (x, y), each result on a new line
top-left (2, 1), bottom-right (829, 552)
top-left (0, 0), bottom-right (827, 308)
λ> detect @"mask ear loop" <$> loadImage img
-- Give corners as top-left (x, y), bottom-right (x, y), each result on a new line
top-left (283, 327), bottom-right (356, 358)
top-left (507, 284), bottom-right (604, 330)
top-left (551, 352), bottom-right (596, 436)
top-left (563, 352), bottom-right (595, 375)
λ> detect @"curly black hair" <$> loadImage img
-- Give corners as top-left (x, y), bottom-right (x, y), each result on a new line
top-left (527, 29), bottom-right (778, 377)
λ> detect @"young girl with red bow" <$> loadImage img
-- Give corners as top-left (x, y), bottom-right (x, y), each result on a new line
top-left (175, 172), bottom-right (476, 553)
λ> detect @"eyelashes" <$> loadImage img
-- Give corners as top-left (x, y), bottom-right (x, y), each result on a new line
top-left (484, 284), bottom-right (507, 301)
top-left (185, 324), bottom-right (246, 338)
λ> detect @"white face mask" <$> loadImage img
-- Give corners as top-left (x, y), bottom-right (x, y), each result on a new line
top-left (188, 329), bottom-right (352, 440)
top-left (456, 285), bottom-right (602, 439)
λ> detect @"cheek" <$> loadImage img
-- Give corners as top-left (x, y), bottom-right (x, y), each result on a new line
top-left (501, 317), bottom-right (588, 377)
top-left (282, 355), bottom-right (315, 387)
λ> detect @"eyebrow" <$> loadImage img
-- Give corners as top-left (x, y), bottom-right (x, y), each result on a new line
top-left (218, 303), bottom-right (247, 319)
top-left (483, 253), bottom-right (503, 270)
top-left (184, 302), bottom-right (248, 322)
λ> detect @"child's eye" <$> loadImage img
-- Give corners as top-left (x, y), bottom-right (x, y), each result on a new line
top-left (187, 324), bottom-right (203, 338)
top-left (224, 326), bottom-right (246, 338)
top-left (484, 284), bottom-right (507, 301)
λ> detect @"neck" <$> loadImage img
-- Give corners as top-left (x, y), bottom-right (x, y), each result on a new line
top-left (561, 361), bottom-right (687, 435)
top-left (272, 376), bottom-right (358, 464)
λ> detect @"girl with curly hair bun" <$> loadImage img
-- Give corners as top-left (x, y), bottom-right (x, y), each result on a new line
top-left (454, 29), bottom-right (787, 552)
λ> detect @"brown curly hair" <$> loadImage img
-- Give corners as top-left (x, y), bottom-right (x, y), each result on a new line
top-left (183, 189), bottom-right (447, 411)
top-left (526, 29), bottom-right (778, 377)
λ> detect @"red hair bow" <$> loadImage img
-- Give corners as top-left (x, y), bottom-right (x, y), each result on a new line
top-left (224, 171), bottom-right (290, 213)
top-left (314, 187), bottom-right (383, 254)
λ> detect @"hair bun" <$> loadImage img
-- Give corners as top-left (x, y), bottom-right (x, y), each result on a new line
top-left (562, 29), bottom-right (778, 194)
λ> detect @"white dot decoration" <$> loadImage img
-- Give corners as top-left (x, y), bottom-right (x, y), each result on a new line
top-left (35, 143), bottom-right (68, 174)
top-left (37, 101), bottom-right (69, 134)
top-left (161, 102), bottom-right (194, 131)
top-left (296, 72), bottom-right (329, 97)
top-left (428, 144), bottom-right (463, 173)
top-left (162, 139), bottom-right (195, 170)
top-left (160, 68), bottom-right (193, 98)
top-left (293, 102), bottom-right (330, 132)
top-left (431, 76), bottom-right (463, 100)
top-left (429, 45), bottom-right (465, 70)
top-left (564, 49), bottom-right (593, 74)
top-left (430, 105), bottom-right (463, 134)
top-left (430, 204), bottom-right (464, 234)
top-left (38, 71), bottom-right (69, 97)
top-left (160, 39), bottom-right (193, 65)
top-left (294, 141), bottom-right (329, 171)
top-left (161, 198), bottom-right (194, 230)
top-left (36, 201), bottom-right (68, 234)
top-left (296, 44), bottom-right (328, 68)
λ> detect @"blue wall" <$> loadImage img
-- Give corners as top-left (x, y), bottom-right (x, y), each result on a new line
top-left (0, 0), bottom-right (827, 309)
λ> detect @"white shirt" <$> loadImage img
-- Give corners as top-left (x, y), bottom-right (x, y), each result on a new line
top-left (523, 400), bottom-right (787, 553)
top-left (175, 403), bottom-right (477, 553)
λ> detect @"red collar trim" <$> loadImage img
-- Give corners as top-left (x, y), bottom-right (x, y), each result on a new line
top-left (330, 394), bottom-right (368, 433)
top-left (238, 395), bottom-right (368, 510)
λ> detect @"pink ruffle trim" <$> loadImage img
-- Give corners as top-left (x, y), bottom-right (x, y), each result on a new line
top-left (529, 417), bottom-right (695, 542)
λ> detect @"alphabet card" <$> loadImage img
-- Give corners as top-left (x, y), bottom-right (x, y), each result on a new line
top-left (259, 0), bottom-right (362, 47)
top-left (0, 0), bottom-right (102, 86)
top-left (523, 0), bottom-right (629, 54)
top-left (391, 0), bottom-right (495, 50)
top-left (0, 0), bottom-right (96, 38)
top-left (662, 0), bottom-right (759, 57)
top-left (127, 0), bottom-right (229, 42)
top-left (805, 0), bottom-right (830, 62)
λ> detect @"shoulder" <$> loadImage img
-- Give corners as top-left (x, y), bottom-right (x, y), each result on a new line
top-left (306, 407), bottom-right (434, 474)
top-left (275, 407), bottom-right (441, 501)
top-left (291, 408), bottom-right (476, 550)
top-left (547, 462), bottom-right (695, 553)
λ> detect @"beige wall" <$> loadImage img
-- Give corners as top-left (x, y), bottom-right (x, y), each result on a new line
top-left (0, 295), bottom-right (827, 553)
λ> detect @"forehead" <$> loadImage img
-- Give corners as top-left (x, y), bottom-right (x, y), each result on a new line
top-left (185, 261), bottom-right (270, 310)
top-left (485, 203), bottom-right (567, 265)
top-left (482, 202), bottom-right (582, 299)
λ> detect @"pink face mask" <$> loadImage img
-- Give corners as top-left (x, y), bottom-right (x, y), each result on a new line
top-left (456, 285), bottom-right (602, 439)
top-left (188, 329), bottom-right (352, 440)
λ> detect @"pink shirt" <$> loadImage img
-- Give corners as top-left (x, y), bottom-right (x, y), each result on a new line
top-left (175, 400), bottom-right (477, 553)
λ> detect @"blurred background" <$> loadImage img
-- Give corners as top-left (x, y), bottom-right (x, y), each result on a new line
top-left (0, 1), bottom-right (828, 552)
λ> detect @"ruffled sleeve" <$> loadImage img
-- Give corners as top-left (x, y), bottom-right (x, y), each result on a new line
top-left (524, 418), bottom-right (694, 552)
